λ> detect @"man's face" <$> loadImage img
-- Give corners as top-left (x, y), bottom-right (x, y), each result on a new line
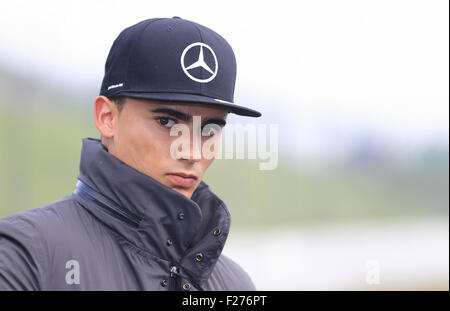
top-left (105, 97), bottom-right (228, 199)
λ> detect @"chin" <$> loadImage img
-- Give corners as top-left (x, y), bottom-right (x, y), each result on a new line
top-left (172, 188), bottom-right (193, 199)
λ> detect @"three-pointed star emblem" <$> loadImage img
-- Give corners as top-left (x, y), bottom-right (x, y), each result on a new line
top-left (181, 42), bottom-right (218, 83)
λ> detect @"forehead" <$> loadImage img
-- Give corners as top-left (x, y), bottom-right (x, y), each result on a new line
top-left (127, 97), bottom-right (229, 117)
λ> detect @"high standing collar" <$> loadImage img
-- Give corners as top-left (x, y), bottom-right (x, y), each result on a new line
top-left (74, 137), bottom-right (231, 287)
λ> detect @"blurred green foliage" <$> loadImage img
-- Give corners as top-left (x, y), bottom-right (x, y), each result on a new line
top-left (0, 66), bottom-right (448, 228)
top-left (1, 101), bottom-right (448, 228)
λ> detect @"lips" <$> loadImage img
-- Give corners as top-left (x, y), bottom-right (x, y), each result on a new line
top-left (166, 172), bottom-right (198, 188)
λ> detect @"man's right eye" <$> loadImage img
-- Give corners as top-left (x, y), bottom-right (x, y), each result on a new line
top-left (157, 117), bottom-right (176, 128)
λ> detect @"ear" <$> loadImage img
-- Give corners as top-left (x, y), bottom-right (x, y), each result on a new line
top-left (94, 96), bottom-right (118, 139)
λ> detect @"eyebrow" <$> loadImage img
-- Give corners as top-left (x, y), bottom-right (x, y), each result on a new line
top-left (151, 108), bottom-right (189, 121)
top-left (203, 117), bottom-right (227, 127)
top-left (151, 108), bottom-right (227, 127)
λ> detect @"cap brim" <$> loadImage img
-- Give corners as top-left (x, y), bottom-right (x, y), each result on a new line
top-left (118, 91), bottom-right (262, 117)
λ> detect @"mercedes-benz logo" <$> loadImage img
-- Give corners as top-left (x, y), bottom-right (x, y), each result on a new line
top-left (181, 42), bottom-right (218, 83)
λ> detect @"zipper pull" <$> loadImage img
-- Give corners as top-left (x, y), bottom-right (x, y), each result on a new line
top-left (168, 266), bottom-right (180, 291)
top-left (170, 266), bottom-right (179, 278)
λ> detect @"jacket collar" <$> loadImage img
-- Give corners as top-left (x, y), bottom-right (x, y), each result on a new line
top-left (74, 138), bottom-right (231, 287)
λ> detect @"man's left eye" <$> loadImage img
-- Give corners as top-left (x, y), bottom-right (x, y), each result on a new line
top-left (201, 123), bottom-right (222, 135)
top-left (158, 117), bottom-right (176, 128)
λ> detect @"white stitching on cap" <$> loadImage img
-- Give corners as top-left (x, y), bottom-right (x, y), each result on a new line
top-left (108, 83), bottom-right (123, 90)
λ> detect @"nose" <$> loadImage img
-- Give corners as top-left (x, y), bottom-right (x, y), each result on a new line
top-left (181, 140), bottom-right (201, 162)
top-left (178, 125), bottom-right (202, 162)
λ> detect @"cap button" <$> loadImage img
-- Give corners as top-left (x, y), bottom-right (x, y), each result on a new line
top-left (172, 16), bottom-right (181, 19)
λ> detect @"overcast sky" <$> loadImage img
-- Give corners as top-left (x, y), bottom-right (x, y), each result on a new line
top-left (0, 0), bottom-right (448, 161)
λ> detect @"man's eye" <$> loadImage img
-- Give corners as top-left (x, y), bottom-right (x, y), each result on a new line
top-left (157, 117), bottom-right (176, 128)
top-left (202, 123), bottom-right (222, 136)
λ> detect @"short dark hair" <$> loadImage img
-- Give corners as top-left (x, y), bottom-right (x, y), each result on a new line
top-left (110, 96), bottom-right (126, 112)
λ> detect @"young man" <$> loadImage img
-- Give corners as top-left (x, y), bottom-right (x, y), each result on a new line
top-left (0, 17), bottom-right (261, 290)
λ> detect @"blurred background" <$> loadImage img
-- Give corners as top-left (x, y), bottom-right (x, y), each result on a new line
top-left (0, 0), bottom-right (448, 290)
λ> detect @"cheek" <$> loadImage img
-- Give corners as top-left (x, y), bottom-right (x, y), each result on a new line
top-left (117, 118), bottom-right (162, 161)
top-left (134, 123), bottom-right (179, 166)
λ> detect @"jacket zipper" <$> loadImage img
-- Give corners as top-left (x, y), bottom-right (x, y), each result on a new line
top-left (169, 266), bottom-right (180, 291)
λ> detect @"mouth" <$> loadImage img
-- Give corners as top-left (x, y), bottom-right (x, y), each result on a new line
top-left (166, 172), bottom-right (198, 188)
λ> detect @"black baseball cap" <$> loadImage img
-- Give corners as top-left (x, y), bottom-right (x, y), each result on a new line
top-left (99, 17), bottom-right (261, 118)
